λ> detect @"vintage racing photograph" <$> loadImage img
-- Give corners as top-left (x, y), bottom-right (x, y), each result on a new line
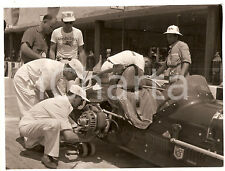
top-left (3, 3), bottom-right (223, 169)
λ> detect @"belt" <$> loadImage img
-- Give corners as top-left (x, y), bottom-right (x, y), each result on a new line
top-left (57, 57), bottom-right (72, 61)
top-left (107, 59), bottom-right (114, 65)
top-left (167, 63), bottom-right (181, 68)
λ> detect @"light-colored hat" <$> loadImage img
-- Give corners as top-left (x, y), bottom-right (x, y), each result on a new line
top-left (163, 25), bottom-right (183, 36)
top-left (69, 85), bottom-right (89, 102)
top-left (68, 59), bottom-right (84, 80)
top-left (106, 49), bottom-right (111, 53)
top-left (62, 11), bottom-right (75, 22)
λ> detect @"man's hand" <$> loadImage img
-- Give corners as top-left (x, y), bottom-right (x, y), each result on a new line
top-left (113, 64), bottom-right (127, 75)
top-left (148, 73), bottom-right (157, 79)
top-left (49, 42), bottom-right (57, 60)
top-left (73, 126), bottom-right (83, 134)
top-left (34, 89), bottom-right (48, 101)
top-left (169, 75), bottom-right (180, 84)
top-left (21, 43), bottom-right (42, 62)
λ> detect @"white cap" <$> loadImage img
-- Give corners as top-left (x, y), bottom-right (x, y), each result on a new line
top-left (106, 49), bottom-right (111, 53)
top-left (68, 59), bottom-right (84, 80)
top-left (62, 11), bottom-right (76, 22)
top-left (163, 25), bottom-right (182, 36)
top-left (69, 85), bottom-right (89, 102)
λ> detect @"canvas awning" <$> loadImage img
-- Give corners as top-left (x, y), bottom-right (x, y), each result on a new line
top-left (4, 5), bottom-right (208, 33)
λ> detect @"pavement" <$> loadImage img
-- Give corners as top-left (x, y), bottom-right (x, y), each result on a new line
top-left (5, 78), bottom-right (154, 169)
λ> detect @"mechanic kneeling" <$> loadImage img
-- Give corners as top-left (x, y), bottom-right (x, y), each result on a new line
top-left (19, 85), bottom-right (90, 169)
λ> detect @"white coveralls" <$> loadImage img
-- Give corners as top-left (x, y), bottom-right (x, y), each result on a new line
top-left (101, 50), bottom-right (145, 71)
top-left (13, 59), bottom-right (65, 116)
top-left (19, 95), bottom-right (73, 157)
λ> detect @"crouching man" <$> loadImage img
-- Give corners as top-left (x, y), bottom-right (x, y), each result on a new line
top-left (19, 85), bottom-right (90, 169)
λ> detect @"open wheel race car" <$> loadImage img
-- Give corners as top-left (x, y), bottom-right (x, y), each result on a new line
top-left (69, 69), bottom-right (223, 167)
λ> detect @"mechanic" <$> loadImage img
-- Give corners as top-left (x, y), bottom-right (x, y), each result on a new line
top-left (94, 50), bottom-right (146, 101)
top-left (19, 85), bottom-right (90, 169)
top-left (20, 14), bottom-right (56, 63)
top-left (14, 58), bottom-right (84, 116)
top-left (49, 11), bottom-right (86, 66)
top-left (150, 25), bottom-right (191, 83)
top-left (101, 50), bottom-right (145, 73)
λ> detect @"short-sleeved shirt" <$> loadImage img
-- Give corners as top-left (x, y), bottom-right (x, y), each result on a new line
top-left (166, 41), bottom-right (191, 76)
top-left (51, 27), bottom-right (84, 59)
top-left (19, 95), bottom-right (73, 130)
top-left (21, 26), bottom-right (48, 63)
top-left (15, 58), bottom-right (64, 93)
top-left (101, 50), bottom-right (145, 71)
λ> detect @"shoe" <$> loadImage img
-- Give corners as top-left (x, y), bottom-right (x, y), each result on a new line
top-left (51, 156), bottom-right (59, 166)
top-left (41, 155), bottom-right (57, 169)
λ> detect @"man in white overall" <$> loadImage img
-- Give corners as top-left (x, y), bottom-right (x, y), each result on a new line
top-left (19, 85), bottom-right (90, 169)
top-left (101, 50), bottom-right (145, 72)
top-left (14, 58), bottom-right (84, 116)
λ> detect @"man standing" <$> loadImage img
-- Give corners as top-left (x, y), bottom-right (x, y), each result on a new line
top-left (19, 85), bottom-right (90, 169)
top-left (21, 14), bottom-right (56, 63)
top-left (150, 25), bottom-right (191, 83)
top-left (49, 11), bottom-right (86, 66)
top-left (14, 58), bottom-right (84, 116)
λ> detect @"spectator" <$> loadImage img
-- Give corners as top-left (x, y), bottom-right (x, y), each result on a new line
top-left (86, 50), bottom-right (95, 71)
top-left (106, 49), bottom-right (111, 58)
top-left (50, 11), bottom-right (86, 66)
top-left (20, 14), bottom-right (56, 63)
top-left (150, 25), bottom-right (191, 83)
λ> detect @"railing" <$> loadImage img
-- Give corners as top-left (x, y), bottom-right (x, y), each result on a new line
top-left (4, 61), bottom-right (23, 78)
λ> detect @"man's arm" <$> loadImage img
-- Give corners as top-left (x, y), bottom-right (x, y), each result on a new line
top-left (179, 42), bottom-right (191, 76)
top-left (180, 62), bottom-right (190, 76)
top-left (53, 85), bottom-right (63, 96)
top-left (77, 30), bottom-right (85, 66)
top-left (49, 42), bottom-right (57, 60)
top-left (21, 28), bottom-right (42, 61)
top-left (155, 62), bottom-right (167, 76)
top-left (21, 43), bottom-right (42, 60)
top-left (62, 129), bottom-right (92, 143)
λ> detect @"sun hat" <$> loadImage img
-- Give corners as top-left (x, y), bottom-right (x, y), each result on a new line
top-left (163, 25), bottom-right (182, 36)
top-left (68, 59), bottom-right (84, 80)
top-left (69, 85), bottom-right (89, 102)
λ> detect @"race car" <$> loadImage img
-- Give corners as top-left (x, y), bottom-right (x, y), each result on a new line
top-left (73, 69), bottom-right (223, 167)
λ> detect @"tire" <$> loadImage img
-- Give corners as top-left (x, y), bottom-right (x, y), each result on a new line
top-left (87, 142), bottom-right (96, 156)
top-left (78, 143), bottom-right (88, 157)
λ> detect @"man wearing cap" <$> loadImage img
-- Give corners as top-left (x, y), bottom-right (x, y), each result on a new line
top-left (49, 11), bottom-right (86, 66)
top-left (14, 58), bottom-right (84, 117)
top-left (150, 25), bottom-right (191, 83)
top-left (19, 85), bottom-right (90, 169)
top-left (21, 14), bottom-right (56, 63)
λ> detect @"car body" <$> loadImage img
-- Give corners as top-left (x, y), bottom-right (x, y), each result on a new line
top-left (78, 75), bottom-right (223, 167)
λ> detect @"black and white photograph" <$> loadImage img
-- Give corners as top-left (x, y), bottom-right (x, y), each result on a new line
top-left (2, 1), bottom-right (223, 169)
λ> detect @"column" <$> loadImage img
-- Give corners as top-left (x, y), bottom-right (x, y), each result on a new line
top-left (204, 6), bottom-right (219, 81)
top-left (94, 20), bottom-right (104, 63)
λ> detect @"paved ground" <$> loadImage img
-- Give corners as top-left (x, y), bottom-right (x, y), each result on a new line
top-left (5, 78), bottom-right (155, 169)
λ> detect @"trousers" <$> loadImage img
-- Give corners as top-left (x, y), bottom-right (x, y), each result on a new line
top-left (19, 118), bottom-right (61, 157)
top-left (14, 73), bottom-right (40, 117)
